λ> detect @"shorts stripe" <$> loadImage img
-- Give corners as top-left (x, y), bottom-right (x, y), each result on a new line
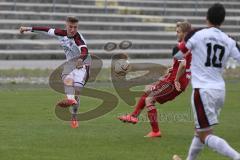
top-left (74, 82), bottom-right (85, 87)
top-left (194, 88), bottom-right (210, 129)
top-left (85, 65), bottom-right (90, 84)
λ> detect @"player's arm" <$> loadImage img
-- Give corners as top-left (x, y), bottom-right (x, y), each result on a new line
top-left (174, 61), bottom-right (186, 92)
top-left (230, 41), bottom-right (240, 63)
top-left (19, 26), bottom-right (65, 37)
top-left (76, 45), bottom-right (89, 69)
top-left (75, 45), bottom-right (88, 69)
top-left (174, 51), bottom-right (190, 91)
top-left (75, 33), bottom-right (89, 69)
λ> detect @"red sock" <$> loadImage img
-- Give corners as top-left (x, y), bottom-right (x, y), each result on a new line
top-left (147, 105), bottom-right (159, 132)
top-left (131, 93), bottom-right (148, 117)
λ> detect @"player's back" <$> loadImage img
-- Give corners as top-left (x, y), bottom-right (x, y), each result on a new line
top-left (187, 27), bottom-right (237, 90)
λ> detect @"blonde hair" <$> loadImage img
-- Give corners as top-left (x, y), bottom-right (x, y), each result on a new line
top-left (176, 21), bottom-right (191, 33)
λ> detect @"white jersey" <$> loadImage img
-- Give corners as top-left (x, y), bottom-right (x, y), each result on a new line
top-left (31, 27), bottom-right (91, 64)
top-left (186, 27), bottom-right (240, 90)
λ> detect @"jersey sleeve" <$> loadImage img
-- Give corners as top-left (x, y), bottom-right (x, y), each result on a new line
top-left (186, 34), bottom-right (198, 51)
top-left (31, 27), bottom-right (67, 37)
top-left (173, 45), bottom-right (185, 61)
top-left (230, 41), bottom-right (240, 63)
top-left (74, 33), bottom-right (89, 60)
top-left (178, 28), bottom-right (204, 54)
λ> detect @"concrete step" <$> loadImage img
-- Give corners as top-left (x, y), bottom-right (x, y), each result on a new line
top-left (0, 2), bottom-right (118, 14)
top-left (3, 0), bottom-right (240, 3)
top-left (0, 29), bottom-right (178, 40)
top-left (0, 19), bottom-right (175, 31)
top-left (1, 2), bottom-right (240, 16)
top-left (1, 30), bottom-right (239, 42)
top-left (1, 11), bottom-right (240, 26)
top-left (0, 11), bottom-right (143, 23)
top-left (115, 1), bottom-right (240, 9)
top-left (2, 0), bottom-right (240, 9)
top-left (0, 20), bottom-right (239, 33)
top-left (0, 49), bottom-right (172, 60)
top-left (0, 59), bottom-right (172, 69)
top-left (0, 39), bottom-right (177, 50)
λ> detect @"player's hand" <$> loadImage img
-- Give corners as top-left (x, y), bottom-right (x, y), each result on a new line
top-left (76, 58), bottom-right (83, 69)
top-left (167, 67), bottom-right (173, 73)
top-left (174, 80), bottom-right (181, 92)
top-left (19, 26), bottom-right (31, 34)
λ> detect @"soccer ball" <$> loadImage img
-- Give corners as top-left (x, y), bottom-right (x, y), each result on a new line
top-left (114, 59), bottom-right (130, 75)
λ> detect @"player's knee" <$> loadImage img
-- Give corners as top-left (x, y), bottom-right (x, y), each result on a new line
top-left (146, 103), bottom-right (156, 111)
top-left (63, 78), bottom-right (73, 86)
top-left (74, 95), bottom-right (80, 102)
top-left (144, 85), bottom-right (152, 94)
top-left (199, 135), bottom-right (206, 143)
top-left (145, 96), bottom-right (154, 106)
top-left (74, 86), bottom-right (82, 95)
top-left (197, 130), bottom-right (212, 143)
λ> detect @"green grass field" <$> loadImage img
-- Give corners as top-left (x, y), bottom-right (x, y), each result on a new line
top-left (0, 80), bottom-right (239, 160)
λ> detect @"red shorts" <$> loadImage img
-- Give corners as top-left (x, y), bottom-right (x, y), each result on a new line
top-left (150, 80), bottom-right (182, 104)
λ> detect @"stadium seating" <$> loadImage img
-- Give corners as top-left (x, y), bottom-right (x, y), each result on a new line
top-left (0, 0), bottom-right (240, 60)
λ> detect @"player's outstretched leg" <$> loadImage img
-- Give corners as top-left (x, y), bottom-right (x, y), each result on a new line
top-left (118, 93), bottom-right (148, 124)
top-left (143, 94), bottom-right (161, 137)
top-left (144, 104), bottom-right (161, 138)
top-left (185, 135), bottom-right (204, 160)
top-left (56, 76), bottom-right (77, 108)
top-left (204, 134), bottom-right (240, 160)
top-left (70, 96), bottom-right (80, 128)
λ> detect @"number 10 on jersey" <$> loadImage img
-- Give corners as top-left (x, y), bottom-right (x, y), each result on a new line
top-left (205, 43), bottom-right (225, 68)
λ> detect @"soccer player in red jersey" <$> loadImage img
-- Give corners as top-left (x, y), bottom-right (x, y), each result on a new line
top-left (118, 21), bottom-right (192, 137)
top-left (19, 17), bottom-right (91, 128)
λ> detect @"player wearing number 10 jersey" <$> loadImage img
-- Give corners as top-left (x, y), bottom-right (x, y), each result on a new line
top-left (173, 3), bottom-right (240, 160)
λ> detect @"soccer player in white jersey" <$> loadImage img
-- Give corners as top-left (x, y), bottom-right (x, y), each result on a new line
top-left (173, 3), bottom-right (240, 160)
top-left (19, 17), bottom-right (91, 128)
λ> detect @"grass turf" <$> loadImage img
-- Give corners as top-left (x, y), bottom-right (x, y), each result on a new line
top-left (0, 80), bottom-right (239, 160)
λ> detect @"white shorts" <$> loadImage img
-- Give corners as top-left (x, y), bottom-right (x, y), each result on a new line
top-left (62, 64), bottom-right (89, 87)
top-left (191, 88), bottom-right (225, 130)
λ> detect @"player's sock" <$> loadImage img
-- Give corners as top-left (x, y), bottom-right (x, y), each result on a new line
top-left (205, 134), bottom-right (240, 160)
top-left (72, 96), bottom-right (80, 119)
top-left (146, 105), bottom-right (159, 132)
top-left (131, 93), bottom-right (148, 117)
top-left (64, 85), bottom-right (75, 99)
top-left (186, 135), bottom-right (204, 160)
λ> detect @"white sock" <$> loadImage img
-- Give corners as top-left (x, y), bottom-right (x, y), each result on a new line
top-left (64, 86), bottom-right (75, 99)
top-left (205, 134), bottom-right (240, 160)
top-left (67, 94), bottom-right (75, 99)
top-left (187, 136), bottom-right (204, 160)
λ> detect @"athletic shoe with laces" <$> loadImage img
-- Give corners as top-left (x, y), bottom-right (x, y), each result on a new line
top-left (71, 117), bottom-right (79, 128)
top-left (172, 155), bottom-right (182, 160)
top-left (56, 99), bottom-right (77, 108)
top-left (118, 114), bottom-right (138, 124)
top-left (144, 131), bottom-right (162, 138)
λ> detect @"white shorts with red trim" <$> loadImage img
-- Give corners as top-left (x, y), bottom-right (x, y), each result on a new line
top-left (62, 64), bottom-right (89, 87)
top-left (191, 88), bottom-right (225, 130)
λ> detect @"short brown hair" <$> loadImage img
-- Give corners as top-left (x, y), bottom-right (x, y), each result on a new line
top-left (176, 21), bottom-right (191, 33)
top-left (207, 3), bottom-right (225, 26)
top-left (66, 16), bottom-right (79, 23)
